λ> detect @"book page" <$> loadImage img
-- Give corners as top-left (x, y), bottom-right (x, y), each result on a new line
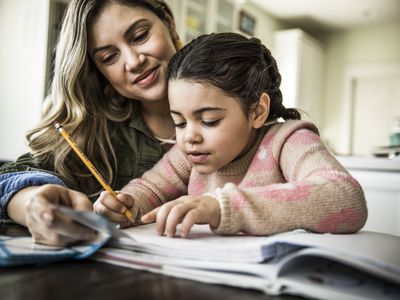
top-left (272, 230), bottom-right (400, 282)
top-left (114, 223), bottom-right (304, 263)
top-left (276, 252), bottom-right (400, 300)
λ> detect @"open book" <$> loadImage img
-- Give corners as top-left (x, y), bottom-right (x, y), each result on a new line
top-left (92, 223), bottom-right (400, 300)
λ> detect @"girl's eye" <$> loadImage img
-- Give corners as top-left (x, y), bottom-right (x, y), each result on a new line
top-left (131, 30), bottom-right (149, 44)
top-left (174, 122), bottom-right (186, 128)
top-left (202, 120), bottom-right (220, 127)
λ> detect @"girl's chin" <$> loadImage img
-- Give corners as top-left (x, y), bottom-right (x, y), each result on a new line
top-left (192, 165), bottom-right (217, 175)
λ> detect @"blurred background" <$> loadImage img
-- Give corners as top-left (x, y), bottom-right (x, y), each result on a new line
top-left (0, 0), bottom-right (399, 234)
top-left (0, 0), bottom-right (399, 159)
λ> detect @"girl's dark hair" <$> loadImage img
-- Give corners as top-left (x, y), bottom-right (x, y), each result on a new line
top-left (168, 32), bottom-right (300, 122)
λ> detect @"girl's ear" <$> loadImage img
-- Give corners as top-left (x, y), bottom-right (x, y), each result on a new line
top-left (251, 92), bottom-right (270, 129)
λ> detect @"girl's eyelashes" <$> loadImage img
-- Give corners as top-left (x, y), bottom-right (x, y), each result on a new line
top-left (202, 120), bottom-right (220, 127)
top-left (173, 120), bottom-right (221, 128)
top-left (174, 122), bottom-right (186, 128)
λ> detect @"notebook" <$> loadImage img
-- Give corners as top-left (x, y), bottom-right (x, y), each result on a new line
top-left (95, 222), bottom-right (400, 300)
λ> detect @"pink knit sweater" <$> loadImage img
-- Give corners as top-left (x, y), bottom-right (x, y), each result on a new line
top-left (121, 120), bottom-right (368, 235)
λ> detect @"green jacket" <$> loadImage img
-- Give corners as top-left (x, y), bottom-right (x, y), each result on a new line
top-left (0, 105), bottom-right (164, 197)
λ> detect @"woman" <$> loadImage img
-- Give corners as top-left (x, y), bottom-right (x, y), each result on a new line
top-left (0, 0), bottom-right (180, 246)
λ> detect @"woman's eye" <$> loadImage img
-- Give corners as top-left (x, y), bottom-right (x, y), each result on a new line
top-left (202, 120), bottom-right (220, 127)
top-left (131, 30), bottom-right (149, 43)
top-left (101, 53), bottom-right (117, 65)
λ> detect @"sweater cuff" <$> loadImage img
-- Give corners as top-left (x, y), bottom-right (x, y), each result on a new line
top-left (207, 183), bottom-right (241, 235)
top-left (0, 171), bottom-right (66, 221)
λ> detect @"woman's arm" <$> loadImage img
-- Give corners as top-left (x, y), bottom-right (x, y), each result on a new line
top-left (1, 154), bottom-right (95, 245)
top-left (0, 170), bottom-right (67, 221)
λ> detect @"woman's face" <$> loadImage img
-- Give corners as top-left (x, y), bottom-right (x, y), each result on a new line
top-left (88, 2), bottom-right (176, 102)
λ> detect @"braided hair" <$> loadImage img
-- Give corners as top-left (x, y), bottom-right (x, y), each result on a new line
top-left (168, 32), bottom-right (300, 122)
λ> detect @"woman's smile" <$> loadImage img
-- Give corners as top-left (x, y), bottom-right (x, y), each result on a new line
top-left (133, 66), bottom-right (160, 87)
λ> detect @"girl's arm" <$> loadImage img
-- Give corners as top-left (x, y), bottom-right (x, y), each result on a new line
top-left (210, 124), bottom-right (368, 236)
top-left (119, 145), bottom-right (192, 223)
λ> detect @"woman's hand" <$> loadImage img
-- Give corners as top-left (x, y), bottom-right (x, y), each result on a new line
top-left (7, 184), bottom-right (96, 246)
top-left (141, 195), bottom-right (220, 238)
top-left (93, 192), bottom-right (134, 228)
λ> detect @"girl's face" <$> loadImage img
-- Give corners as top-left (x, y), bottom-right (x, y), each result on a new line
top-left (88, 3), bottom-right (176, 102)
top-left (169, 80), bottom-right (259, 175)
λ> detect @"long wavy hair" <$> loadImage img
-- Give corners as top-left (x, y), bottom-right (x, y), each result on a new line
top-left (26, 0), bottom-right (179, 196)
top-left (168, 33), bottom-right (301, 122)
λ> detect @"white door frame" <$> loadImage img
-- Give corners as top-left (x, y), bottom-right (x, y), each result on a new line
top-left (341, 61), bottom-right (400, 154)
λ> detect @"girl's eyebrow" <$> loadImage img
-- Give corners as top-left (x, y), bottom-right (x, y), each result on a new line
top-left (170, 107), bottom-right (226, 116)
top-left (91, 18), bottom-right (148, 56)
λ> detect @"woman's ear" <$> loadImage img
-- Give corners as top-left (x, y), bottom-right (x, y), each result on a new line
top-left (251, 92), bottom-right (270, 129)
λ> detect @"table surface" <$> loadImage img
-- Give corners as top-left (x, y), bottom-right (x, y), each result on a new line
top-left (0, 224), bottom-right (303, 300)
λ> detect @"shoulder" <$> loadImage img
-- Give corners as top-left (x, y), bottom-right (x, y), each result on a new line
top-left (269, 120), bottom-right (319, 138)
top-left (266, 119), bottom-right (318, 141)
top-left (259, 120), bottom-right (321, 157)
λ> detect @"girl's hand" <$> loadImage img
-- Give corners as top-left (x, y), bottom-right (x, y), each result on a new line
top-left (8, 184), bottom-right (96, 246)
top-left (93, 192), bottom-right (134, 228)
top-left (141, 195), bottom-right (220, 238)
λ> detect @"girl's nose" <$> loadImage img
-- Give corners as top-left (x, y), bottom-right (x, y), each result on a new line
top-left (124, 48), bottom-right (145, 72)
top-left (184, 127), bottom-right (203, 144)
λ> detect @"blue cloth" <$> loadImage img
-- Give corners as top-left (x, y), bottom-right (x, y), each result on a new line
top-left (0, 171), bottom-right (65, 220)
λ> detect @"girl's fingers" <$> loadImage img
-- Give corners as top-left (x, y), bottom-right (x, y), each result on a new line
top-left (116, 193), bottom-right (134, 209)
top-left (141, 208), bottom-right (159, 223)
top-left (154, 203), bottom-right (176, 236)
top-left (164, 203), bottom-right (193, 237)
top-left (93, 200), bottom-right (130, 224)
top-left (180, 209), bottom-right (198, 238)
top-left (98, 191), bottom-right (127, 214)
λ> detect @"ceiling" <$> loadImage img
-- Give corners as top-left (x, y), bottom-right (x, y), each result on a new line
top-left (248, 0), bottom-right (400, 32)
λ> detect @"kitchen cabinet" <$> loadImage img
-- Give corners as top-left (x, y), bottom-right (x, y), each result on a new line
top-left (273, 29), bottom-right (326, 127)
top-left (337, 156), bottom-right (400, 236)
top-left (175, 0), bottom-right (238, 43)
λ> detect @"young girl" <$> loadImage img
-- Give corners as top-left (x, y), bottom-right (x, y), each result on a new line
top-left (94, 33), bottom-right (367, 238)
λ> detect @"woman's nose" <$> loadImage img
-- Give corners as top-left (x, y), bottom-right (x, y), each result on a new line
top-left (124, 48), bottom-right (144, 72)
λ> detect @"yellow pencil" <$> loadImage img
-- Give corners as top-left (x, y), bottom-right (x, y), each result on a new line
top-left (54, 122), bottom-right (134, 221)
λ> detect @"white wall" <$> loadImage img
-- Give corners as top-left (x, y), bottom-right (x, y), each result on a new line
top-left (322, 21), bottom-right (400, 154)
top-left (1, 0), bottom-right (399, 159)
top-left (0, 0), bottom-right (50, 160)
